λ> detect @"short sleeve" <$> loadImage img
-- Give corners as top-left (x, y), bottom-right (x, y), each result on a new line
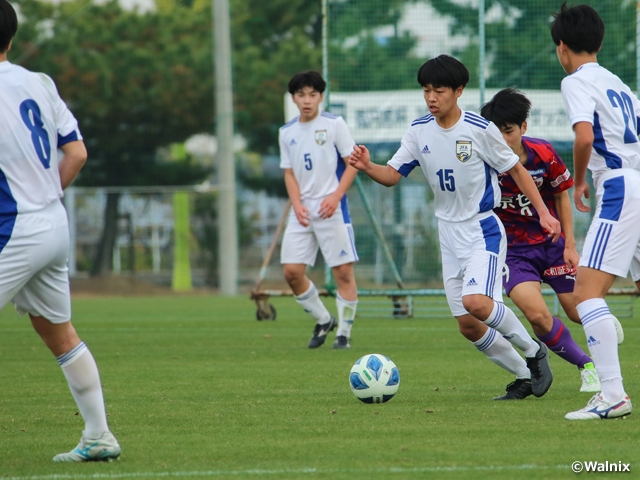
top-left (333, 116), bottom-right (356, 158)
top-left (278, 129), bottom-right (291, 169)
top-left (388, 129), bottom-right (421, 177)
top-left (480, 123), bottom-right (519, 173)
top-left (561, 76), bottom-right (597, 127)
top-left (546, 144), bottom-right (574, 193)
top-left (38, 73), bottom-right (82, 147)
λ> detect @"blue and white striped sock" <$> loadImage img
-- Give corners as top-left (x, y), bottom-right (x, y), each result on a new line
top-left (473, 328), bottom-right (529, 379)
top-left (295, 282), bottom-right (332, 324)
top-left (484, 301), bottom-right (538, 357)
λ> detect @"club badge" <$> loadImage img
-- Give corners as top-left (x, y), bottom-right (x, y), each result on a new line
top-left (456, 140), bottom-right (472, 162)
top-left (315, 130), bottom-right (327, 145)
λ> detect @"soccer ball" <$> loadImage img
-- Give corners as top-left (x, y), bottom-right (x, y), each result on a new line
top-left (349, 353), bottom-right (400, 404)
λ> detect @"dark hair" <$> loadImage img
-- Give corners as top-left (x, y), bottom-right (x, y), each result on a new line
top-left (288, 71), bottom-right (326, 94)
top-left (0, 0), bottom-right (17, 53)
top-left (416, 55), bottom-right (469, 90)
top-left (480, 88), bottom-right (531, 128)
top-left (550, 2), bottom-right (604, 54)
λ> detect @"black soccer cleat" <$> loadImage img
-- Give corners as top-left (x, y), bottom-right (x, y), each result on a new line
top-left (526, 340), bottom-right (553, 397)
top-left (333, 335), bottom-right (350, 349)
top-left (308, 316), bottom-right (337, 349)
top-left (493, 379), bottom-right (533, 400)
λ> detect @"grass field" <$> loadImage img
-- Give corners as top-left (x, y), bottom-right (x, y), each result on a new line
top-left (0, 294), bottom-right (638, 479)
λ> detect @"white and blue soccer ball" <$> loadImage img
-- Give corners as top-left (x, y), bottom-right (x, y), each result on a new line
top-left (349, 353), bottom-right (400, 404)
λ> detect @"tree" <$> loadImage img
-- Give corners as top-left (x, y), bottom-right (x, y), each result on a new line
top-left (429, 0), bottom-right (636, 90)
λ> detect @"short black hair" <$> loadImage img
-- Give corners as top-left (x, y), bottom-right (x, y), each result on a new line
top-left (288, 71), bottom-right (326, 94)
top-left (416, 55), bottom-right (469, 90)
top-left (550, 2), bottom-right (604, 54)
top-left (0, 0), bottom-right (17, 53)
top-left (480, 88), bottom-right (531, 128)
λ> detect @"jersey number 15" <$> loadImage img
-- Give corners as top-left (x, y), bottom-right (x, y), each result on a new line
top-left (436, 168), bottom-right (455, 192)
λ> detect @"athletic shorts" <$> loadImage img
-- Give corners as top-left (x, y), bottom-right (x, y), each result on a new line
top-left (579, 169), bottom-right (640, 281)
top-left (439, 212), bottom-right (505, 317)
top-left (280, 196), bottom-right (358, 268)
top-left (0, 201), bottom-right (71, 324)
top-left (503, 237), bottom-right (576, 295)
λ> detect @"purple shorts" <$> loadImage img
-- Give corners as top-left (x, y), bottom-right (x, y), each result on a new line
top-left (503, 237), bottom-right (576, 295)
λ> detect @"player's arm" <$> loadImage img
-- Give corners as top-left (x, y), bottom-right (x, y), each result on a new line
top-left (58, 140), bottom-right (87, 190)
top-left (553, 189), bottom-right (579, 269)
top-left (572, 122), bottom-right (594, 213)
top-left (319, 160), bottom-right (357, 219)
top-left (507, 162), bottom-right (561, 241)
top-left (283, 168), bottom-right (310, 227)
top-left (349, 145), bottom-right (401, 187)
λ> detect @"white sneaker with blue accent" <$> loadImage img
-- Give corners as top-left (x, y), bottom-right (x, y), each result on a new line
top-left (53, 431), bottom-right (121, 462)
top-left (565, 394), bottom-right (632, 420)
top-left (579, 362), bottom-right (601, 393)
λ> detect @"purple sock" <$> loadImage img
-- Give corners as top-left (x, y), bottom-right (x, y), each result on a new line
top-left (537, 316), bottom-right (592, 369)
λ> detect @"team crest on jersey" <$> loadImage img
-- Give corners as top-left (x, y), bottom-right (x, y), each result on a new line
top-left (456, 141), bottom-right (472, 162)
top-left (315, 130), bottom-right (327, 145)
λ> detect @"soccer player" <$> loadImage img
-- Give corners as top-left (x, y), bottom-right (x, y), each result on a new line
top-left (349, 55), bottom-right (559, 399)
top-left (0, 0), bottom-right (120, 461)
top-left (279, 71), bottom-right (358, 349)
top-left (552, 3), bottom-right (637, 420)
top-left (481, 88), bottom-right (601, 395)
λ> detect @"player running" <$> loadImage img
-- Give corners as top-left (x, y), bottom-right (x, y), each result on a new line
top-left (0, 0), bottom-right (120, 461)
top-left (481, 88), bottom-right (601, 398)
top-left (552, 3), bottom-right (637, 420)
top-left (279, 71), bottom-right (358, 349)
top-left (349, 55), bottom-right (559, 399)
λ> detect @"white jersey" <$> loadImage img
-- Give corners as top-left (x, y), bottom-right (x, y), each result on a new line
top-left (561, 62), bottom-right (640, 187)
top-left (388, 111), bottom-right (519, 222)
top-left (0, 61), bottom-right (82, 215)
top-left (279, 111), bottom-right (355, 200)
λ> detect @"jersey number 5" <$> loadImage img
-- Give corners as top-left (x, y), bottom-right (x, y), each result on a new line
top-left (607, 89), bottom-right (638, 144)
top-left (436, 169), bottom-right (455, 192)
top-left (304, 153), bottom-right (313, 171)
top-left (20, 99), bottom-right (52, 169)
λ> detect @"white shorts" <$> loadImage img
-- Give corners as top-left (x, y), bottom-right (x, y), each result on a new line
top-left (579, 169), bottom-right (640, 280)
top-left (439, 212), bottom-right (506, 317)
top-left (281, 196), bottom-right (358, 268)
top-left (0, 201), bottom-right (71, 324)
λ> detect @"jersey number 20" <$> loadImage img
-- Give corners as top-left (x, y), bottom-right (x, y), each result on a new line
top-left (20, 99), bottom-right (52, 169)
top-left (607, 89), bottom-right (638, 144)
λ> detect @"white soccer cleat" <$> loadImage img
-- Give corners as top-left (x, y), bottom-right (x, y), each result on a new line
top-left (53, 431), bottom-right (121, 462)
top-left (611, 315), bottom-right (624, 344)
top-left (565, 393), bottom-right (632, 420)
top-left (579, 362), bottom-right (601, 393)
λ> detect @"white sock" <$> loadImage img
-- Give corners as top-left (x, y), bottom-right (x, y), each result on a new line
top-left (484, 301), bottom-right (538, 357)
top-left (472, 328), bottom-right (530, 379)
top-left (336, 293), bottom-right (357, 338)
top-left (577, 298), bottom-right (626, 402)
top-left (58, 342), bottom-right (109, 438)
top-left (295, 282), bottom-right (331, 324)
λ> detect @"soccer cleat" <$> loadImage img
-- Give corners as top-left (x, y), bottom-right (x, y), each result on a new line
top-left (579, 362), bottom-right (601, 393)
top-left (611, 315), bottom-right (624, 344)
top-left (565, 394), bottom-right (632, 420)
top-left (53, 431), bottom-right (121, 462)
top-left (492, 379), bottom-right (533, 400)
top-left (525, 340), bottom-right (553, 397)
top-left (333, 335), bottom-right (350, 349)
top-left (308, 316), bottom-right (337, 349)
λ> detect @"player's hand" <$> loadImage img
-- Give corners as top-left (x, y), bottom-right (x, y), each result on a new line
top-left (563, 245), bottom-right (580, 271)
top-left (348, 145), bottom-right (371, 171)
top-left (539, 212), bottom-right (561, 242)
top-left (573, 182), bottom-right (590, 212)
top-left (319, 193), bottom-right (340, 219)
top-left (293, 203), bottom-right (311, 227)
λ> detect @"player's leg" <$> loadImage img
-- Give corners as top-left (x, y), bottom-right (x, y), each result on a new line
top-left (331, 262), bottom-right (357, 349)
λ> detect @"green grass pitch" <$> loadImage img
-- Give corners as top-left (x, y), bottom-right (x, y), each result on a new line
top-left (0, 295), bottom-right (638, 479)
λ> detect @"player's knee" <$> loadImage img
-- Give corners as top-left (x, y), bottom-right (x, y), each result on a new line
top-left (462, 295), bottom-right (491, 320)
top-left (524, 310), bottom-right (549, 330)
top-left (283, 266), bottom-right (302, 285)
top-left (333, 264), bottom-right (354, 286)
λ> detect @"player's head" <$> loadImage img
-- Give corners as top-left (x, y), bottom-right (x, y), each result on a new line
top-left (550, 3), bottom-right (604, 55)
top-left (288, 71), bottom-right (325, 122)
top-left (0, 0), bottom-right (18, 54)
top-left (416, 55), bottom-right (468, 119)
top-left (480, 88), bottom-right (530, 153)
